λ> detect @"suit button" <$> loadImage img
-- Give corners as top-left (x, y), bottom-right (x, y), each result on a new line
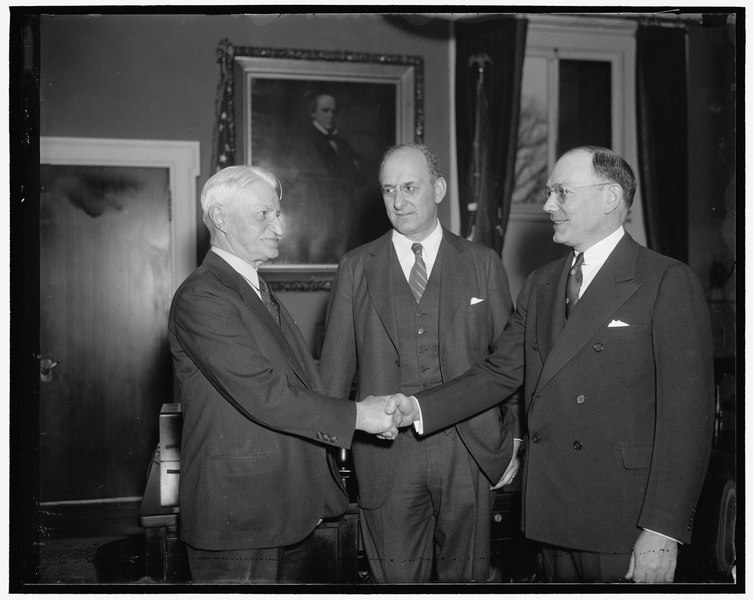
top-left (531, 434), bottom-right (541, 444)
top-left (573, 441), bottom-right (583, 451)
top-left (593, 343), bottom-right (604, 352)
top-left (418, 328), bottom-right (425, 334)
top-left (576, 394), bottom-right (585, 404)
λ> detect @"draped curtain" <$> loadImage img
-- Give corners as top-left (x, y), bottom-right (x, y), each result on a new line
top-left (635, 24), bottom-right (689, 262)
top-left (455, 17), bottom-right (527, 254)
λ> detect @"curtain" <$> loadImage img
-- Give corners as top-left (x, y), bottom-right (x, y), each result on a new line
top-left (212, 38), bottom-right (236, 174)
top-left (636, 24), bottom-right (689, 262)
top-left (455, 17), bottom-right (527, 254)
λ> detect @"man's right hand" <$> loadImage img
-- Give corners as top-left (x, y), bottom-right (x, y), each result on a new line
top-left (384, 393), bottom-right (419, 428)
top-left (355, 395), bottom-right (399, 437)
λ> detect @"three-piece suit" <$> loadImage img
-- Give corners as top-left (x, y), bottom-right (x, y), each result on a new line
top-left (320, 228), bottom-right (520, 581)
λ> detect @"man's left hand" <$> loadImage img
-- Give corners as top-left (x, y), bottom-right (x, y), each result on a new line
top-left (491, 438), bottom-right (522, 490)
top-left (625, 529), bottom-right (678, 583)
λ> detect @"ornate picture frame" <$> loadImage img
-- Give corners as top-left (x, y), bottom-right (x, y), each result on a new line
top-left (212, 40), bottom-right (424, 290)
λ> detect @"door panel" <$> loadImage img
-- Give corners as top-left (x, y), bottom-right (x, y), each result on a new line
top-left (40, 164), bottom-right (172, 501)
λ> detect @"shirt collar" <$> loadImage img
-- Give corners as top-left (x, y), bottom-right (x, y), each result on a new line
top-left (312, 121), bottom-right (337, 137)
top-left (391, 220), bottom-right (443, 258)
top-left (211, 246), bottom-right (260, 289)
top-left (578, 226), bottom-right (625, 265)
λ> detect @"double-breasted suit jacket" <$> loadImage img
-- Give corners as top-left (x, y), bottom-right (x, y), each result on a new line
top-left (416, 234), bottom-right (714, 552)
top-left (320, 229), bottom-right (520, 509)
top-left (168, 252), bottom-right (354, 551)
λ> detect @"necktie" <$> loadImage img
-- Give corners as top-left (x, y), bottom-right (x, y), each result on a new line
top-left (258, 276), bottom-right (281, 326)
top-left (409, 243), bottom-right (428, 304)
top-left (565, 252), bottom-right (585, 318)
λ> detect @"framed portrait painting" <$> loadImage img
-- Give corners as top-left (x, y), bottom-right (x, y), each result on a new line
top-left (213, 41), bottom-right (424, 289)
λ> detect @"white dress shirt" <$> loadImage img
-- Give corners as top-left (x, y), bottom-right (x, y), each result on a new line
top-left (211, 246), bottom-right (263, 299)
top-left (573, 226), bottom-right (625, 296)
top-left (391, 220), bottom-right (443, 282)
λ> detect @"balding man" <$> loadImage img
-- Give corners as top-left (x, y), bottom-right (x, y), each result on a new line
top-left (387, 146), bottom-right (714, 583)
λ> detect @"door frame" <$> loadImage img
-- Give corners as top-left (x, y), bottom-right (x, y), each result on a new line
top-left (40, 137), bottom-right (200, 292)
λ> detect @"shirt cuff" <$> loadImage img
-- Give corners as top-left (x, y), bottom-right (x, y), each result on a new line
top-left (643, 528), bottom-right (682, 545)
top-left (412, 396), bottom-right (424, 435)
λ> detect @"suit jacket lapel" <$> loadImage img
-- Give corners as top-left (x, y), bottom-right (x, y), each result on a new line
top-left (535, 235), bottom-right (642, 395)
top-left (535, 255), bottom-right (570, 362)
top-left (364, 232), bottom-right (400, 351)
top-left (204, 253), bottom-right (312, 388)
top-left (437, 231), bottom-right (472, 345)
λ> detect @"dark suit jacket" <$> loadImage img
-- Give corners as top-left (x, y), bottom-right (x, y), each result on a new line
top-left (168, 251), bottom-right (355, 551)
top-left (320, 228), bottom-right (520, 509)
top-left (302, 124), bottom-right (363, 179)
top-left (416, 233), bottom-right (714, 552)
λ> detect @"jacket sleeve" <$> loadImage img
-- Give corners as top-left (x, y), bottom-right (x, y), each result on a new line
top-left (170, 282), bottom-right (356, 448)
top-left (484, 250), bottom-right (522, 440)
top-left (417, 270), bottom-right (530, 435)
top-left (637, 263), bottom-right (715, 542)
top-left (319, 256), bottom-right (359, 400)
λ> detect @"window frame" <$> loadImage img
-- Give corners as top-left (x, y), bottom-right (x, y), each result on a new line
top-left (513, 14), bottom-right (645, 244)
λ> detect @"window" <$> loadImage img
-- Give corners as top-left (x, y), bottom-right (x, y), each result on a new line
top-left (503, 14), bottom-right (646, 301)
top-left (512, 14), bottom-right (642, 227)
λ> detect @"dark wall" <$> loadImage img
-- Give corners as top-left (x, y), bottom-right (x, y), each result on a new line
top-left (686, 19), bottom-right (737, 358)
top-left (39, 14), bottom-right (455, 249)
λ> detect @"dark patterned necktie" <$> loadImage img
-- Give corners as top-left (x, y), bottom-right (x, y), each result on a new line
top-left (258, 276), bottom-right (280, 326)
top-left (565, 252), bottom-right (585, 318)
top-left (409, 243), bottom-right (428, 304)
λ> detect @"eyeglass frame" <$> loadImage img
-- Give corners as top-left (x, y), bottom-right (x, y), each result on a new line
top-left (381, 183), bottom-right (422, 199)
top-left (543, 182), bottom-right (613, 204)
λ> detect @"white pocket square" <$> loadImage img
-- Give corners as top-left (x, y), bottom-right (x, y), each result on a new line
top-left (470, 297), bottom-right (485, 305)
top-left (608, 319), bottom-right (629, 327)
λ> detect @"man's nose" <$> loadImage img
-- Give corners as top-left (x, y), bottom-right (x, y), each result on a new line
top-left (392, 192), bottom-right (408, 210)
top-left (270, 214), bottom-right (285, 236)
top-left (543, 193), bottom-right (559, 214)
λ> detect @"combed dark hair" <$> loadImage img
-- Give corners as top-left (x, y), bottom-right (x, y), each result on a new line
top-left (573, 146), bottom-right (636, 208)
top-left (379, 144), bottom-right (444, 182)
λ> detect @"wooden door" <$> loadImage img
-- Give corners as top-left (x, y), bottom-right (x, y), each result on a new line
top-left (39, 164), bottom-right (173, 501)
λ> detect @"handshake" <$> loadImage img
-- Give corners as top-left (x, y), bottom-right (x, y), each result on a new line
top-left (354, 394), bottom-right (419, 440)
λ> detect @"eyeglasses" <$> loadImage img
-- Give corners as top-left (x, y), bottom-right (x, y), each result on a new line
top-left (382, 183), bottom-right (421, 199)
top-left (543, 182), bottom-right (611, 204)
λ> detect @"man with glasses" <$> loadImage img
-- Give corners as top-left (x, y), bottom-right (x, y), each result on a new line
top-left (320, 144), bottom-right (521, 582)
top-left (386, 146), bottom-right (714, 583)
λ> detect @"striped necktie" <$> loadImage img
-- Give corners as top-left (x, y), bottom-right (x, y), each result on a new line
top-left (258, 276), bottom-right (281, 326)
top-left (565, 252), bottom-right (585, 318)
top-left (409, 243), bottom-right (428, 304)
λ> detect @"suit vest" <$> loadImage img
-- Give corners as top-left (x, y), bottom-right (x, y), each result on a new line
top-left (393, 246), bottom-right (444, 396)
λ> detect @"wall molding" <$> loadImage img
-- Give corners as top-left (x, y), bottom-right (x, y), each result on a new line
top-left (40, 137), bottom-right (200, 293)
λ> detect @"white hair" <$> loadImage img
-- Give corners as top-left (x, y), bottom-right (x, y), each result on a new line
top-left (200, 165), bottom-right (282, 216)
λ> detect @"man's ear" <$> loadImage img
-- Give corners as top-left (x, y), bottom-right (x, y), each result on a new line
top-left (434, 177), bottom-right (447, 204)
top-left (208, 204), bottom-right (227, 232)
top-left (604, 183), bottom-right (623, 215)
